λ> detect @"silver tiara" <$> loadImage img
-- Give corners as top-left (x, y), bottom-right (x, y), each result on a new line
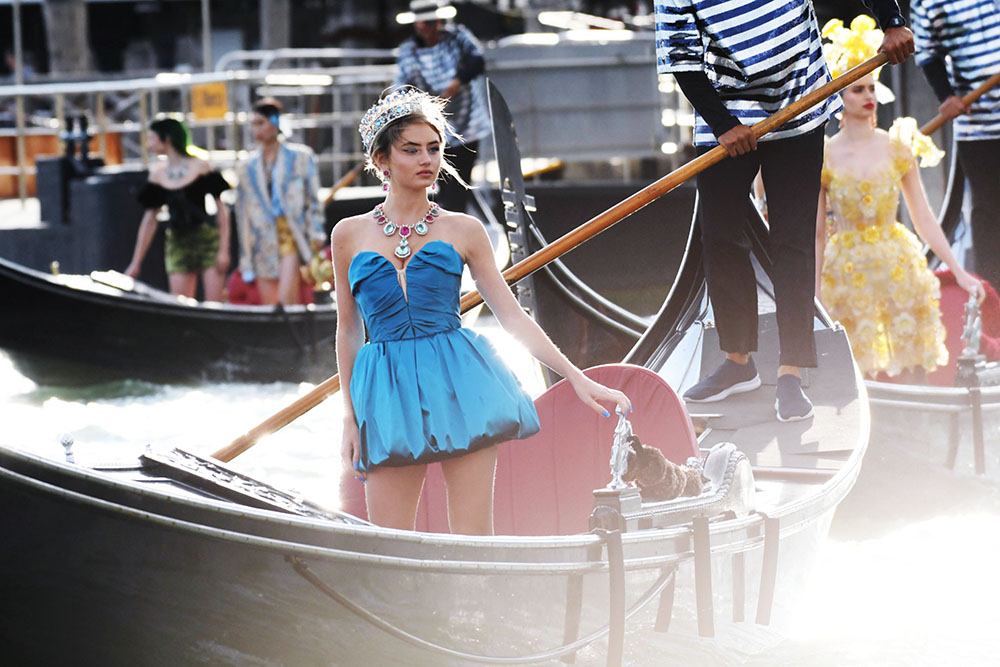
top-left (359, 88), bottom-right (435, 155)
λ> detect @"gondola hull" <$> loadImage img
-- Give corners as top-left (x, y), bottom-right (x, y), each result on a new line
top-left (0, 326), bottom-right (864, 664)
top-left (0, 256), bottom-right (337, 385)
top-left (866, 380), bottom-right (1000, 473)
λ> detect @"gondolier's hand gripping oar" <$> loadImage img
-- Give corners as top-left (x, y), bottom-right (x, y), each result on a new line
top-left (919, 70), bottom-right (1000, 136)
top-left (211, 53), bottom-right (891, 464)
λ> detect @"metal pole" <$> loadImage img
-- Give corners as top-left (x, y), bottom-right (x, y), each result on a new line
top-left (96, 92), bottom-right (107, 160)
top-left (13, 0), bottom-right (27, 203)
top-left (202, 0), bottom-right (215, 152)
top-left (139, 91), bottom-right (149, 167)
top-left (201, 0), bottom-right (212, 73)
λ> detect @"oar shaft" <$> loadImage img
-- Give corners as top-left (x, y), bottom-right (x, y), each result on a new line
top-left (920, 70), bottom-right (1000, 135)
top-left (212, 53), bottom-right (888, 464)
top-left (460, 53), bottom-right (889, 311)
top-left (323, 162), bottom-right (365, 206)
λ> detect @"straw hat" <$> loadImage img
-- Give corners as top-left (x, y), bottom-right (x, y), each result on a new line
top-left (396, 0), bottom-right (457, 25)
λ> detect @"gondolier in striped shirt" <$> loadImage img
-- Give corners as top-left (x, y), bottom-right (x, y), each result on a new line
top-left (912, 0), bottom-right (1000, 292)
top-left (655, 0), bottom-right (913, 421)
top-left (394, 0), bottom-right (490, 214)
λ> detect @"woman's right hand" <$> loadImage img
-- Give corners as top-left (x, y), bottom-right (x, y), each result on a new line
top-left (124, 261), bottom-right (140, 279)
top-left (341, 418), bottom-right (364, 481)
top-left (956, 269), bottom-right (986, 304)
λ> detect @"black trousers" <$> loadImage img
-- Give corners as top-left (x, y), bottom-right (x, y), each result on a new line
top-left (435, 140), bottom-right (479, 214)
top-left (696, 126), bottom-right (825, 368)
top-left (956, 138), bottom-right (1000, 291)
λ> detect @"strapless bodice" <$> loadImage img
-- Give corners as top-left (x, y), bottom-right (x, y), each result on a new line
top-left (348, 240), bottom-right (462, 342)
top-left (821, 137), bottom-right (912, 233)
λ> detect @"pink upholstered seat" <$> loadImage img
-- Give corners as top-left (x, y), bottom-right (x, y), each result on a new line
top-left (339, 363), bottom-right (699, 535)
top-left (928, 270), bottom-right (1000, 386)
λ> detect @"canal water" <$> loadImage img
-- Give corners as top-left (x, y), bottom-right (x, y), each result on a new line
top-left (2, 321), bottom-right (999, 666)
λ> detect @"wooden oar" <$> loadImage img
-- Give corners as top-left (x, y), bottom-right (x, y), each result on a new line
top-left (322, 162), bottom-right (365, 206)
top-left (920, 70), bottom-right (1000, 135)
top-left (211, 53), bottom-right (890, 464)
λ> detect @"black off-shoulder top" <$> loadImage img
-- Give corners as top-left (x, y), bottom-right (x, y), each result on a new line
top-left (137, 171), bottom-right (231, 232)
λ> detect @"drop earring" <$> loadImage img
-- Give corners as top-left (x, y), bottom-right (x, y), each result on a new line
top-left (382, 169), bottom-right (390, 193)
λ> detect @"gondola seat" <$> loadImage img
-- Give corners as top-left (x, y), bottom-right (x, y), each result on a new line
top-left (340, 363), bottom-right (699, 536)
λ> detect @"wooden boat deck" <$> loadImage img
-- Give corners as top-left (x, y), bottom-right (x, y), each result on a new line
top-left (684, 314), bottom-right (864, 515)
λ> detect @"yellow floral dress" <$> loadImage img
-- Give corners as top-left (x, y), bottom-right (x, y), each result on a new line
top-left (820, 137), bottom-right (947, 377)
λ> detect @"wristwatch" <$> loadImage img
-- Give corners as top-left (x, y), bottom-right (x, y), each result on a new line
top-left (885, 15), bottom-right (906, 29)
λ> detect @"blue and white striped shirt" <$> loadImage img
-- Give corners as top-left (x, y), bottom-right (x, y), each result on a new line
top-left (395, 24), bottom-right (491, 145)
top-left (654, 0), bottom-right (842, 146)
top-left (912, 0), bottom-right (1000, 141)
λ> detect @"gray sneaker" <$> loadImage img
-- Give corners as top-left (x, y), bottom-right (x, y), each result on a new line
top-left (684, 358), bottom-right (761, 403)
top-left (775, 374), bottom-right (814, 422)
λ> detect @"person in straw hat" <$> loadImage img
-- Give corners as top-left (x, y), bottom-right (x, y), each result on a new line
top-left (654, 0), bottom-right (913, 421)
top-left (394, 0), bottom-right (489, 214)
top-left (815, 15), bottom-right (983, 381)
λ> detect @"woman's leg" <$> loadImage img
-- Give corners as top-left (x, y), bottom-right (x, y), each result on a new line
top-left (277, 253), bottom-right (303, 305)
top-left (168, 272), bottom-right (198, 297)
top-left (365, 463), bottom-right (428, 530)
top-left (258, 278), bottom-right (279, 304)
top-left (440, 444), bottom-right (500, 535)
top-left (200, 267), bottom-right (226, 302)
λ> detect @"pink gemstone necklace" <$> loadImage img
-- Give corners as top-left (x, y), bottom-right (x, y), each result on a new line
top-left (373, 202), bottom-right (440, 259)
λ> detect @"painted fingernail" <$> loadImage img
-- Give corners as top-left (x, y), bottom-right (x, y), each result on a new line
top-left (602, 409), bottom-right (611, 418)
top-left (353, 461), bottom-right (359, 471)
top-left (630, 405), bottom-right (634, 413)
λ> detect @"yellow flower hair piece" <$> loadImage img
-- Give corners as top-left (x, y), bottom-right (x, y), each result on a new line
top-left (889, 117), bottom-right (946, 168)
top-left (822, 15), bottom-right (884, 80)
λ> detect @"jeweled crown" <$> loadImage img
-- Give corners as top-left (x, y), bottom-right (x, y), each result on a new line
top-left (359, 87), bottom-right (435, 155)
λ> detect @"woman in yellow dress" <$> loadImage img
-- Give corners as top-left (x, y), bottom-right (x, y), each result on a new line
top-left (816, 18), bottom-right (982, 379)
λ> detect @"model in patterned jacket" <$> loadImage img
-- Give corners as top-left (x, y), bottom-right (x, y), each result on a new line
top-left (234, 97), bottom-right (326, 305)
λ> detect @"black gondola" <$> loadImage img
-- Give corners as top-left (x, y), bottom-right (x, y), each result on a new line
top-left (0, 258), bottom-right (338, 385)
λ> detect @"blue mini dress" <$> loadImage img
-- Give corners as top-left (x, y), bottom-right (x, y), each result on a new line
top-left (348, 240), bottom-right (540, 471)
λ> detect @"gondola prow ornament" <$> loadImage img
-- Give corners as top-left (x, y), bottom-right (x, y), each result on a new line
top-left (607, 408), bottom-right (632, 491)
top-left (957, 293), bottom-right (1000, 387)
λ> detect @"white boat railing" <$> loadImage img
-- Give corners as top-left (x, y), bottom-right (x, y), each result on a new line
top-left (214, 47), bottom-right (397, 72)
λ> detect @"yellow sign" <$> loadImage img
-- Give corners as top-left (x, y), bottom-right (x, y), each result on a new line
top-left (190, 82), bottom-right (228, 120)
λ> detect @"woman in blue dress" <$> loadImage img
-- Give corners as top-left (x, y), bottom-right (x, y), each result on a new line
top-left (332, 88), bottom-right (631, 534)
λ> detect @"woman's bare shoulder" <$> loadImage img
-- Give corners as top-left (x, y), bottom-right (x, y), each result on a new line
top-left (190, 157), bottom-right (213, 175)
top-left (330, 214), bottom-right (369, 246)
top-left (147, 162), bottom-right (167, 183)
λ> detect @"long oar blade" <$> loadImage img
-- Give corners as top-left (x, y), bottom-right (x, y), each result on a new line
top-left (211, 53), bottom-right (889, 463)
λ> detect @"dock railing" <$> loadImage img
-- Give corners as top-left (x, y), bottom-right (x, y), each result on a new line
top-left (0, 33), bottom-right (690, 203)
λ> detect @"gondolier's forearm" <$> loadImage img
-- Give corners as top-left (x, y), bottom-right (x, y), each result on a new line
top-left (672, 71), bottom-right (741, 139)
top-left (862, 0), bottom-right (905, 30)
top-left (920, 59), bottom-right (955, 102)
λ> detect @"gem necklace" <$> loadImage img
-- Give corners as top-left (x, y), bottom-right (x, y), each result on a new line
top-left (373, 202), bottom-right (440, 259)
top-left (165, 160), bottom-right (190, 181)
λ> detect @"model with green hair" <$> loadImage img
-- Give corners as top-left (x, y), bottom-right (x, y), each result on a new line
top-left (126, 117), bottom-right (232, 301)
